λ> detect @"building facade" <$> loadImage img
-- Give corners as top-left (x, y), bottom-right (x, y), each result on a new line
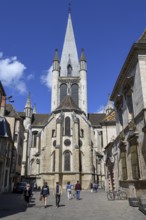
top-left (105, 30), bottom-right (146, 196)
top-left (20, 12), bottom-right (116, 189)
top-left (0, 81), bottom-right (24, 192)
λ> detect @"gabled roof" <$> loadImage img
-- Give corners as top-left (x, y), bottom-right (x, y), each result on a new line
top-left (5, 104), bottom-right (21, 119)
top-left (53, 95), bottom-right (83, 114)
top-left (88, 113), bottom-right (106, 127)
top-left (17, 112), bottom-right (50, 127)
top-left (31, 114), bottom-right (50, 127)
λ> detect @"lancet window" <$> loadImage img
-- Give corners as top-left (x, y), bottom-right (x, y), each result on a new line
top-left (64, 150), bottom-right (71, 171)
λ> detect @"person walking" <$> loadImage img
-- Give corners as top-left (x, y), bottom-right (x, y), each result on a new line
top-left (24, 183), bottom-right (32, 207)
top-left (93, 182), bottom-right (98, 192)
top-left (40, 182), bottom-right (50, 208)
top-left (75, 180), bottom-right (81, 200)
top-left (54, 182), bottom-right (62, 208)
top-left (66, 181), bottom-right (72, 200)
top-left (90, 182), bottom-right (93, 192)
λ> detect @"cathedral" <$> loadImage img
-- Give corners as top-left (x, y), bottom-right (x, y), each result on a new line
top-left (19, 11), bottom-right (115, 189)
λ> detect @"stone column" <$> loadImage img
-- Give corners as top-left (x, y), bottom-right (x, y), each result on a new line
top-left (55, 115), bottom-right (62, 183)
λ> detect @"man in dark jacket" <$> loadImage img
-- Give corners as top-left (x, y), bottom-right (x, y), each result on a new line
top-left (40, 182), bottom-right (50, 208)
top-left (24, 183), bottom-right (32, 207)
top-left (75, 180), bottom-right (81, 200)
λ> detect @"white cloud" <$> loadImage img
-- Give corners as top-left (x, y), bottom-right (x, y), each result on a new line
top-left (0, 52), bottom-right (27, 94)
top-left (27, 74), bottom-right (34, 80)
top-left (40, 66), bottom-right (53, 90)
top-left (96, 105), bottom-right (105, 113)
top-left (0, 52), bottom-right (3, 58)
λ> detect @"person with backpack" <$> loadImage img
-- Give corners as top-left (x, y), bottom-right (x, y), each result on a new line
top-left (40, 182), bottom-right (50, 208)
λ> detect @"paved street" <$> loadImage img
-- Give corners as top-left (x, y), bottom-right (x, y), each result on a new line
top-left (0, 190), bottom-right (145, 220)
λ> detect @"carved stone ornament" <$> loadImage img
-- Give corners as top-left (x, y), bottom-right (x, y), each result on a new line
top-left (115, 94), bottom-right (123, 109)
top-left (119, 131), bottom-right (125, 141)
top-left (123, 76), bottom-right (134, 95)
top-left (128, 120), bottom-right (136, 131)
top-left (127, 131), bottom-right (139, 145)
top-left (36, 159), bottom-right (40, 164)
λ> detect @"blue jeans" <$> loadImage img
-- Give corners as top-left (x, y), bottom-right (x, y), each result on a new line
top-left (76, 190), bottom-right (80, 200)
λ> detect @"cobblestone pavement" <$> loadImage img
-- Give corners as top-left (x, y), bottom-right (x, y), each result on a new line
top-left (0, 190), bottom-right (145, 220)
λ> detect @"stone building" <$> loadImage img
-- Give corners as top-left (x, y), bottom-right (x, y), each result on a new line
top-left (0, 81), bottom-right (24, 192)
top-left (105, 30), bottom-right (146, 196)
top-left (20, 12), bottom-right (116, 189)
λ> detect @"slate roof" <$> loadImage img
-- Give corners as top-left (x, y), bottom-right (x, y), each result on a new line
top-left (17, 112), bottom-right (50, 127)
top-left (53, 95), bottom-right (83, 114)
top-left (88, 113), bottom-right (106, 127)
top-left (31, 114), bottom-right (50, 127)
top-left (5, 104), bottom-right (21, 119)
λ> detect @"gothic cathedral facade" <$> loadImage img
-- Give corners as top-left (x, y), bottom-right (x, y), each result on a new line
top-left (20, 12), bottom-right (116, 189)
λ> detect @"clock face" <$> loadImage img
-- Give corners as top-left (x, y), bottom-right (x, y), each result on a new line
top-left (64, 139), bottom-right (71, 146)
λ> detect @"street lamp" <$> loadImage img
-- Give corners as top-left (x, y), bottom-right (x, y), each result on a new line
top-left (6, 96), bottom-right (14, 103)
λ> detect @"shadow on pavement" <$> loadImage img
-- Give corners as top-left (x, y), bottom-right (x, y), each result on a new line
top-left (0, 193), bottom-right (35, 218)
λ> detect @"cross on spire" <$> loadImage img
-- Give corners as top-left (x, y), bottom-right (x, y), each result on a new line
top-left (68, 2), bottom-right (71, 13)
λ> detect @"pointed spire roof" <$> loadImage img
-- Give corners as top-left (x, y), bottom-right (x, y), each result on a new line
top-left (53, 95), bottom-right (83, 113)
top-left (60, 12), bottom-right (79, 76)
top-left (80, 48), bottom-right (86, 62)
top-left (67, 54), bottom-right (72, 66)
top-left (104, 95), bottom-right (113, 115)
top-left (33, 104), bottom-right (37, 114)
top-left (137, 29), bottom-right (146, 43)
top-left (24, 92), bottom-right (32, 109)
top-left (53, 49), bottom-right (59, 61)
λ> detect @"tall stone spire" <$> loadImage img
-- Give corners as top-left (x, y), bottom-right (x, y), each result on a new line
top-left (24, 92), bottom-right (33, 129)
top-left (60, 12), bottom-right (79, 76)
top-left (24, 92), bottom-right (32, 118)
top-left (33, 104), bottom-right (37, 114)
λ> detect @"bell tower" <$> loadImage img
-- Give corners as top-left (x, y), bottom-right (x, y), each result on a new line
top-left (51, 9), bottom-right (88, 115)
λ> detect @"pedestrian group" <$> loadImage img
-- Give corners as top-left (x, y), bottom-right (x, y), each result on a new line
top-left (23, 180), bottom-right (87, 208)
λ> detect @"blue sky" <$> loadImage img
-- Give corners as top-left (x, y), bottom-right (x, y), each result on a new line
top-left (0, 0), bottom-right (146, 114)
